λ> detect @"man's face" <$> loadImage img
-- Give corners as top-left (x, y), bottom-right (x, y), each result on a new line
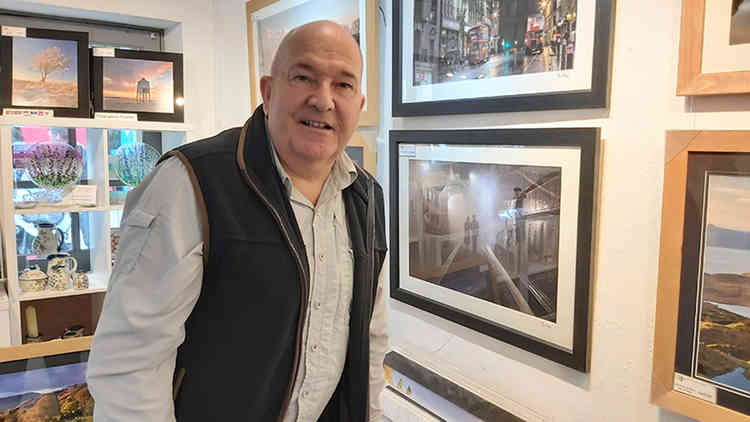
top-left (260, 25), bottom-right (364, 168)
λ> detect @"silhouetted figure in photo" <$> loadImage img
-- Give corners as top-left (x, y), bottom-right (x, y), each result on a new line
top-left (471, 214), bottom-right (479, 253)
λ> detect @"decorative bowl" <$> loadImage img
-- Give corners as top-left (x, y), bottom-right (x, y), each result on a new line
top-left (18, 266), bottom-right (48, 292)
top-left (112, 143), bottom-right (160, 187)
top-left (26, 142), bottom-right (83, 190)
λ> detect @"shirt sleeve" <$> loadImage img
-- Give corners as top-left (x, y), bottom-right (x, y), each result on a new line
top-left (87, 157), bottom-right (204, 422)
top-left (369, 254), bottom-right (389, 422)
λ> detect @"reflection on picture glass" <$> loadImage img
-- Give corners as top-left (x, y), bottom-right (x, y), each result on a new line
top-left (0, 361), bottom-right (93, 420)
top-left (411, 0), bottom-right (577, 86)
top-left (731, 0), bottom-right (750, 45)
top-left (408, 160), bottom-right (561, 322)
top-left (102, 57), bottom-right (174, 113)
top-left (12, 37), bottom-right (78, 108)
top-left (696, 173), bottom-right (750, 396)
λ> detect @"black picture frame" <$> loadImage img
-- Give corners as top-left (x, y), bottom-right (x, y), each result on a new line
top-left (91, 49), bottom-right (184, 122)
top-left (0, 27), bottom-right (90, 118)
top-left (389, 128), bottom-right (597, 371)
top-left (392, 0), bottom-right (614, 116)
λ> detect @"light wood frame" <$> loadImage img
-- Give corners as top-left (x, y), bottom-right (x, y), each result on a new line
top-left (0, 336), bottom-right (90, 362)
top-left (677, 0), bottom-right (750, 95)
top-left (652, 130), bottom-right (750, 421)
top-left (245, 0), bottom-right (379, 126)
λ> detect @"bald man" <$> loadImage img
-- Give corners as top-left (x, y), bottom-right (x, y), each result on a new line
top-left (88, 21), bottom-right (388, 422)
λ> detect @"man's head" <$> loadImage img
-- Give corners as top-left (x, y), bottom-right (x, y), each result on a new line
top-left (260, 20), bottom-right (365, 172)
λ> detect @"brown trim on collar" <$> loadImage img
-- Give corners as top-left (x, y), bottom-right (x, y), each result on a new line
top-left (235, 118), bottom-right (251, 172)
top-left (160, 150), bottom-right (211, 266)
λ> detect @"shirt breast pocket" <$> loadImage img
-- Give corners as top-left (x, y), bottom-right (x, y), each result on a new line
top-left (115, 208), bottom-right (156, 275)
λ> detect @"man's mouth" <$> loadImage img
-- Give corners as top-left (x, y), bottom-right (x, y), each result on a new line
top-left (301, 120), bottom-right (333, 130)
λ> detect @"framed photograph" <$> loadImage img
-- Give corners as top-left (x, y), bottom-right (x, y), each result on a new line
top-left (392, 0), bottom-right (614, 116)
top-left (653, 131), bottom-right (750, 421)
top-left (677, 0), bottom-right (750, 95)
top-left (245, 0), bottom-right (379, 126)
top-left (389, 128), bottom-right (597, 371)
top-left (0, 27), bottom-right (89, 117)
top-left (92, 49), bottom-right (184, 122)
top-left (0, 337), bottom-right (93, 419)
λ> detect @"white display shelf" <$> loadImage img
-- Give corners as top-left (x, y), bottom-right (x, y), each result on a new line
top-left (18, 272), bottom-right (109, 301)
top-left (0, 116), bottom-right (191, 132)
top-left (14, 205), bottom-right (109, 215)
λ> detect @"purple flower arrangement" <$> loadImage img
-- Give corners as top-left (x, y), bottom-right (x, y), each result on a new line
top-left (26, 142), bottom-right (83, 190)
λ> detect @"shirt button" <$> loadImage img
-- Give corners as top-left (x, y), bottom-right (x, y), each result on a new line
top-left (302, 391), bottom-right (310, 398)
top-left (311, 344), bottom-right (319, 352)
top-left (319, 253), bottom-right (325, 262)
top-left (314, 301), bottom-right (321, 309)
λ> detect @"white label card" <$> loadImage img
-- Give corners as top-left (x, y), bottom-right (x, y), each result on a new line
top-left (1, 26), bottom-right (26, 37)
top-left (71, 185), bottom-right (98, 206)
top-left (94, 112), bottom-right (138, 121)
top-left (399, 144), bottom-right (416, 157)
top-left (3, 108), bottom-right (53, 117)
top-left (673, 373), bottom-right (717, 403)
top-left (93, 47), bottom-right (115, 57)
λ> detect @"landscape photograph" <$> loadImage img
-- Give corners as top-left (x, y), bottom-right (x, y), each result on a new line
top-left (407, 159), bottom-right (561, 321)
top-left (12, 37), bottom-right (78, 108)
top-left (102, 57), bottom-right (174, 113)
top-left (0, 362), bottom-right (93, 421)
top-left (731, 0), bottom-right (750, 45)
top-left (696, 173), bottom-right (750, 396)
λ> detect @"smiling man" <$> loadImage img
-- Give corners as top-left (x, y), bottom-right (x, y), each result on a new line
top-left (87, 21), bottom-right (388, 422)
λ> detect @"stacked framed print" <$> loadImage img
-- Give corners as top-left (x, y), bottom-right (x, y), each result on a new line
top-left (392, 0), bottom-right (614, 116)
top-left (91, 49), bottom-right (184, 122)
top-left (0, 27), bottom-right (90, 117)
top-left (389, 128), bottom-right (597, 371)
top-left (653, 131), bottom-right (750, 421)
top-left (245, 0), bottom-right (379, 126)
top-left (677, 0), bottom-right (750, 95)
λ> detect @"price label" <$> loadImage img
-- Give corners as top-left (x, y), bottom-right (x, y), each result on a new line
top-left (95, 112), bottom-right (138, 121)
top-left (1, 26), bottom-right (26, 37)
top-left (93, 47), bottom-right (115, 57)
top-left (399, 144), bottom-right (416, 157)
top-left (673, 373), bottom-right (717, 403)
top-left (3, 108), bottom-right (53, 117)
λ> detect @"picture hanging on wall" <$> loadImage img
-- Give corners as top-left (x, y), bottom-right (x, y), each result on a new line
top-left (389, 128), bottom-right (597, 371)
top-left (0, 27), bottom-right (90, 117)
top-left (245, 0), bottom-right (379, 126)
top-left (677, 0), bottom-right (750, 95)
top-left (653, 131), bottom-right (750, 421)
top-left (392, 0), bottom-right (614, 116)
top-left (91, 49), bottom-right (184, 122)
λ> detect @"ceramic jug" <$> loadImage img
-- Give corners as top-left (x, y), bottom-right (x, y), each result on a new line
top-left (32, 223), bottom-right (64, 257)
top-left (46, 253), bottom-right (77, 290)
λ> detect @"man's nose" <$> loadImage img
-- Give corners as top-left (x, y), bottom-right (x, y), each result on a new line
top-left (308, 84), bottom-right (335, 112)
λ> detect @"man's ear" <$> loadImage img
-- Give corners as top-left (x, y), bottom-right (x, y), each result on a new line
top-left (260, 76), bottom-right (272, 115)
top-left (359, 94), bottom-right (365, 111)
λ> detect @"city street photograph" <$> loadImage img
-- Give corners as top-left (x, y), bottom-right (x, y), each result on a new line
top-left (411, 0), bottom-right (577, 86)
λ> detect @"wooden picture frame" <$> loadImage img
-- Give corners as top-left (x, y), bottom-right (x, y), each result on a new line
top-left (392, 0), bottom-right (614, 116)
top-left (677, 0), bottom-right (750, 95)
top-left (0, 27), bottom-right (90, 118)
top-left (389, 128), bottom-right (597, 371)
top-left (245, 0), bottom-right (379, 126)
top-left (652, 131), bottom-right (750, 420)
top-left (91, 49), bottom-right (184, 122)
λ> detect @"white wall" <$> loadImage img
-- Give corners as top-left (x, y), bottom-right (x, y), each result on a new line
top-left (210, 1), bottom-right (750, 421)
top-left (2, 0), bottom-right (218, 141)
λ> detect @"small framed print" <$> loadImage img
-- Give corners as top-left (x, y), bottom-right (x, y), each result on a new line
top-left (92, 49), bottom-right (184, 122)
top-left (389, 128), bottom-right (598, 371)
top-left (677, 0), bottom-right (750, 95)
top-left (653, 131), bottom-right (750, 421)
top-left (0, 27), bottom-right (90, 117)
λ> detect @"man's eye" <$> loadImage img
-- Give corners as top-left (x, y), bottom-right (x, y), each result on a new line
top-left (293, 75), bottom-right (310, 82)
top-left (337, 82), bottom-right (354, 90)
